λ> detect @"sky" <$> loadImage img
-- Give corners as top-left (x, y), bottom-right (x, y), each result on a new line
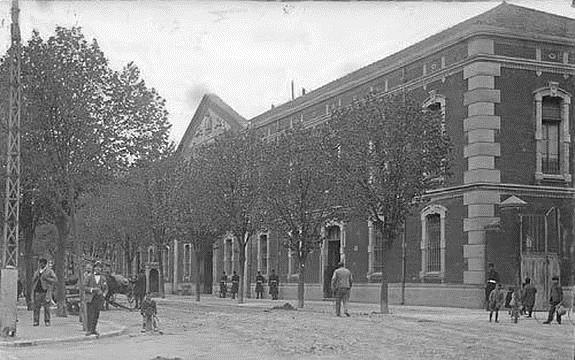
top-left (0, 0), bottom-right (573, 145)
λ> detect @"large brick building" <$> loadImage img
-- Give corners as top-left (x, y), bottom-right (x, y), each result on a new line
top-left (172, 3), bottom-right (575, 307)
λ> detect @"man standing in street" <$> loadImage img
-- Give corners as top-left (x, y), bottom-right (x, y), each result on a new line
top-left (32, 258), bottom-right (57, 326)
top-left (543, 276), bottom-right (563, 325)
top-left (230, 271), bottom-right (240, 300)
top-left (521, 277), bottom-right (537, 318)
top-left (331, 262), bottom-right (353, 317)
top-left (219, 272), bottom-right (228, 298)
top-left (133, 269), bottom-right (146, 309)
top-left (83, 261), bottom-right (108, 336)
top-left (485, 263), bottom-right (500, 311)
top-left (255, 271), bottom-right (266, 299)
top-left (268, 269), bottom-right (279, 300)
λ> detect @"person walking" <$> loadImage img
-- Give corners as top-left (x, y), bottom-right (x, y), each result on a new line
top-left (83, 261), bottom-right (108, 336)
top-left (485, 263), bottom-right (500, 311)
top-left (521, 277), bottom-right (537, 318)
top-left (31, 258), bottom-right (57, 326)
top-left (488, 283), bottom-right (506, 323)
top-left (255, 271), bottom-right (266, 299)
top-left (331, 262), bottom-right (353, 317)
top-left (543, 276), bottom-right (563, 325)
top-left (219, 272), bottom-right (228, 298)
top-left (268, 269), bottom-right (279, 300)
top-left (230, 271), bottom-right (240, 300)
top-left (140, 292), bottom-right (158, 333)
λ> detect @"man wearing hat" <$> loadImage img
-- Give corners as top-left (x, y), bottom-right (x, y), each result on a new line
top-left (543, 275), bottom-right (563, 324)
top-left (485, 263), bottom-right (500, 311)
top-left (83, 261), bottom-right (108, 336)
top-left (331, 261), bottom-right (353, 317)
top-left (31, 258), bottom-right (57, 326)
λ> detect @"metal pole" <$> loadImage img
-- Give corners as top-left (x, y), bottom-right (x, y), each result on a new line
top-left (400, 223), bottom-right (406, 305)
top-left (0, 0), bottom-right (21, 337)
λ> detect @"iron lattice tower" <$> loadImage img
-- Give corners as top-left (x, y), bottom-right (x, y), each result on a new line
top-left (2, 0), bottom-right (21, 269)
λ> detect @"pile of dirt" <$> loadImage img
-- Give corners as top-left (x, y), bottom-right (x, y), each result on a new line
top-left (272, 302), bottom-right (297, 311)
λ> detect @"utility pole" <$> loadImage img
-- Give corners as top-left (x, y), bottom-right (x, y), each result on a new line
top-left (0, 0), bottom-right (21, 337)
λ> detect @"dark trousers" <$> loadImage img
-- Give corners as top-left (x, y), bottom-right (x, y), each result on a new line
top-left (334, 288), bottom-right (350, 316)
top-left (86, 296), bottom-right (104, 333)
top-left (33, 292), bottom-right (50, 324)
top-left (546, 303), bottom-right (562, 324)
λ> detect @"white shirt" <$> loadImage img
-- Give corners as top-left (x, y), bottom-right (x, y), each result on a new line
top-left (95, 275), bottom-right (101, 283)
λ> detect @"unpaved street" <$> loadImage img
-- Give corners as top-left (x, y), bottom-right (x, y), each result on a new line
top-left (4, 296), bottom-right (572, 360)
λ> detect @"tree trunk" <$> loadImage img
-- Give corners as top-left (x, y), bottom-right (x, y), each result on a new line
top-left (22, 220), bottom-right (34, 311)
top-left (379, 248), bottom-right (389, 314)
top-left (54, 215), bottom-right (68, 317)
top-left (297, 260), bottom-right (306, 308)
top-left (194, 250), bottom-right (202, 302)
top-left (237, 241), bottom-right (246, 304)
top-left (157, 244), bottom-right (165, 298)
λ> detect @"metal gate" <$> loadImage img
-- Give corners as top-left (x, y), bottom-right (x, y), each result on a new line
top-left (519, 211), bottom-right (561, 311)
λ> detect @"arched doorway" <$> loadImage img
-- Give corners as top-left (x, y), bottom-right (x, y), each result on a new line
top-left (323, 225), bottom-right (341, 298)
top-left (149, 268), bottom-right (159, 293)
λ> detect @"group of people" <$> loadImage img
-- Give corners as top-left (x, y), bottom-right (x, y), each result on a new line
top-left (219, 269), bottom-right (280, 300)
top-left (486, 263), bottom-right (564, 325)
top-left (31, 258), bottom-right (158, 337)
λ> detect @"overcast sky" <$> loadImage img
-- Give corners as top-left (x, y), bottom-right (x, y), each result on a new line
top-left (0, 0), bottom-right (573, 145)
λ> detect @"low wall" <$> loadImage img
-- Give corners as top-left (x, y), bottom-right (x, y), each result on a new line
top-left (254, 282), bottom-right (485, 308)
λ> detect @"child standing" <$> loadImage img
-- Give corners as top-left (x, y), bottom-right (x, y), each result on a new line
top-left (140, 292), bottom-right (157, 333)
top-left (509, 287), bottom-right (522, 323)
top-left (489, 283), bottom-right (506, 323)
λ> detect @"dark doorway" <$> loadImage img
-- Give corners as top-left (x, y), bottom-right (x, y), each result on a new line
top-left (203, 248), bottom-right (213, 294)
top-left (149, 268), bottom-right (159, 293)
top-left (323, 226), bottom-right (341, 298)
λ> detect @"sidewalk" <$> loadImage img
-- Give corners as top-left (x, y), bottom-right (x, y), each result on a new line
top-left (0, 306), bottom-right (127, 347)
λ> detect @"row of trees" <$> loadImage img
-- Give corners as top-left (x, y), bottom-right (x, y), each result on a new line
top-left (0, 26), bottom-right (450, 315)
top-left (0, 26), bottom-right (172, 316)
top-left (81, 90), bottom-right (451, 312)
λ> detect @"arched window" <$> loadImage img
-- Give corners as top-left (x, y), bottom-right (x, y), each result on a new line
top-left (420, 204), bottom-right (447, 280)
top-left (422, 90), bottom-right (446, 132)
top-left (147, 246), bottom-right (155, 263)
top-left (258, 233), bottom-right (269, 275)
top-left (534, 82), bottom-right (571, 182)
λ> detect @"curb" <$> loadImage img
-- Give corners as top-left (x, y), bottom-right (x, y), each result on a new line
top-left (0, 321), bottom-right (128, 347)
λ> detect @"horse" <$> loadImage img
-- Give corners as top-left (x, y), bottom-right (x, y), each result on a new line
top-left (104, 273), bottom-right (135, 310)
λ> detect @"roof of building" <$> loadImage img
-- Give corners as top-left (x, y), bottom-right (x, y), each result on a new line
top-left (248, 3), bottom-right (575, 125)
top-left (177, 93), bottom-right (248, 152)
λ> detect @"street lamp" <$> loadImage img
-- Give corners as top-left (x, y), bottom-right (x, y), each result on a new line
top-left (499, 195), bottom-right (528, 287)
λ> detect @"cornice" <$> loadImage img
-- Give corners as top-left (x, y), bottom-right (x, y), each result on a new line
top-left (425, 182), bottom-right (575, 201)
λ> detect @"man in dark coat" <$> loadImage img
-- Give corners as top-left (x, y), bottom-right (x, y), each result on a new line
top-left (543, 276), bottom-right (563, 324)
top-left (219, 272), bottom-right (228, 298)
top-left (255, 271), bottom-right (266, 299)
top-left (83, 261), bottom-right (108, 336)
top-left (521, 277), bottom-right (537, 318)
top-left (230, 271), bottom-right (240, 300)
top-left (133, 269), bottom-right (146, 309)
top-left (485, 263), bottom-right (500, 311)
top-left (268, 269), bottom-right (279, 300)
top-left (32, 258), bottom-right (57, 326)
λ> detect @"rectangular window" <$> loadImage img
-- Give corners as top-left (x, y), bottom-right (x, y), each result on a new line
top-left (373, 230), bottom-right (385, 273)
top-left (163, 247), bottom-right (170, 281)
top-left (259, 234), bottom-right (268, 273)
top-left (426, 214), bottom-right (441, 273)
top-left (183, 244), bottom-right (192, 279)
top-left (542, 97), bottom-right (561, 175)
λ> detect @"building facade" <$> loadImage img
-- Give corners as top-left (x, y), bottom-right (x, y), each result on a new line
top-left (175, 4), bottom-right (575, 307)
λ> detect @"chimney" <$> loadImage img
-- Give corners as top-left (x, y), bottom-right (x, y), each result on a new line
top-left (302, 88), bottom-right (306, 96)
top-left (291, 80), bottom-right (295, 100)
top-left (271, 104), bottom-right (275, 109)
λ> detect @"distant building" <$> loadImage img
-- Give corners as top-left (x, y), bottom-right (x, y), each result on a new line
top-left (175, 3), bottom-right (575, 307)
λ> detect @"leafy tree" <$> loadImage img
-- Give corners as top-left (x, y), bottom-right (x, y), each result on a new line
top-left (171, 156), bottom-right (225, 301)
top-left (261, 125), bottom-right (342, 308)
top-left (195, 130), bottom-right (266, 303)
top-left (13, 27), bottom-right (171, 316)
top-left (328, 92), bottom-right (451, 313)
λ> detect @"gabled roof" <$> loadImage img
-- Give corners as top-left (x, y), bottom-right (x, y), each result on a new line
top-left (177, 94), bottom-right (248, 153)
top-left (249, 3), bottom-right (575, 125)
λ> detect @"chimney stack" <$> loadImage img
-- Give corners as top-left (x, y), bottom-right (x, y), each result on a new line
top-left (291, 80), bottom-right (295, 100)
top-left (302, 88), bottom-right (306, 96)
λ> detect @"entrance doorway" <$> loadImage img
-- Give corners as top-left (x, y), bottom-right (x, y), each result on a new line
top-left (149, 268), bottom-right (159, 293)
top-left (323, 226), bottom-right (341, 298)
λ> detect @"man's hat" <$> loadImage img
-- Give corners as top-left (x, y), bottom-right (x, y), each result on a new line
top-left (552, 276), bottom-right (559, 281)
